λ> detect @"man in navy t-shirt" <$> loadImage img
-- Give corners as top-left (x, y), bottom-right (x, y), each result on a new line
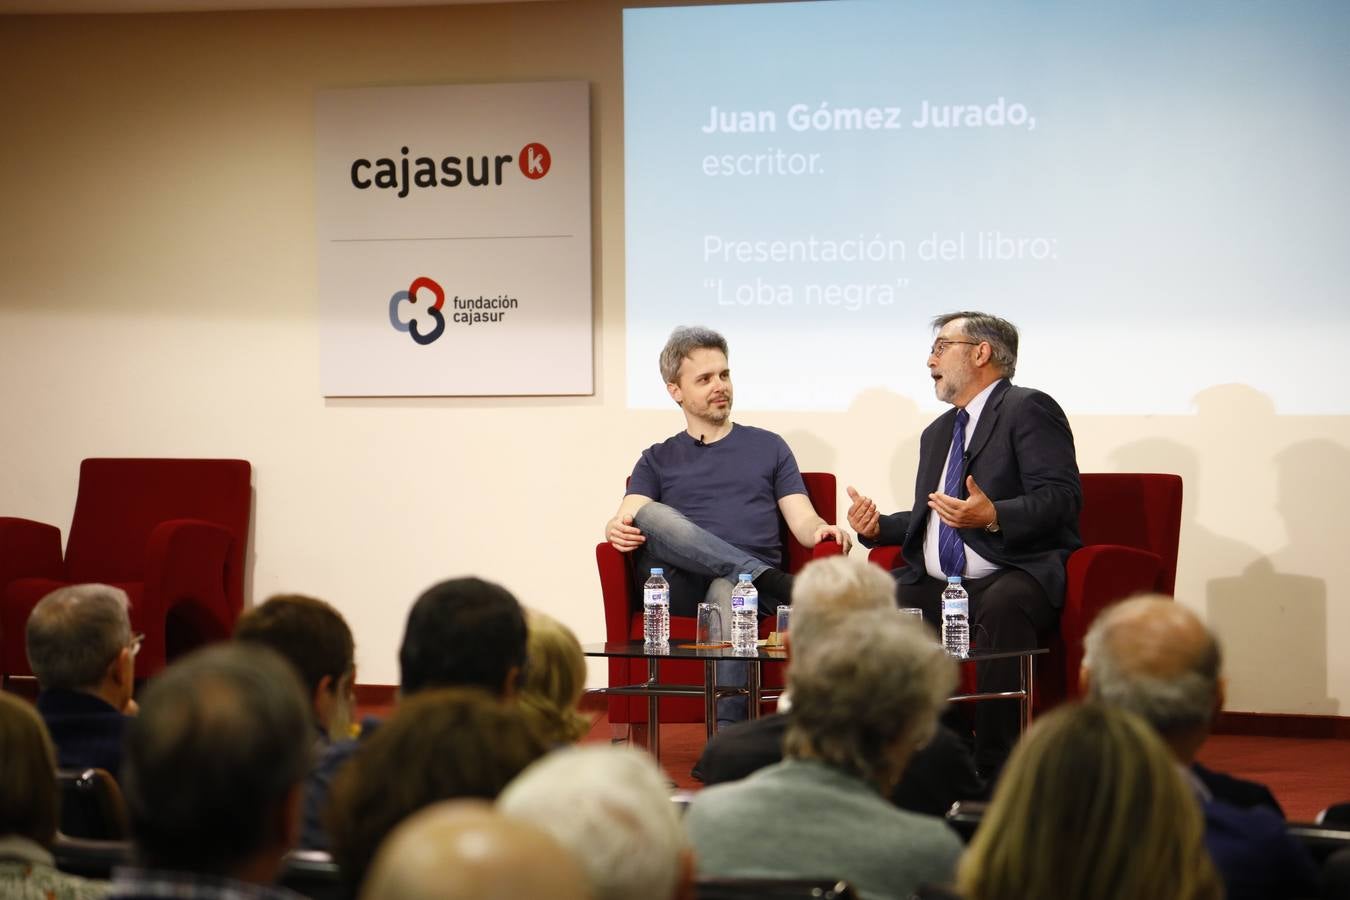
top-left (605, 325), bottom-right (850, 631)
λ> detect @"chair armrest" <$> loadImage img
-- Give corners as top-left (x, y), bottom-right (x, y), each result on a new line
top-left (866, 545), bottom-right (905, 571)
top-left (143, 518), bottom-right (235, 623)
top-left (596, 542), bottom-right (636, 643)
top-left (1063, 544), bottom-right (1163, 629)
top-left (1060, 544), bottom-right (1162, 694)
top-left (810, 539), bottom-right (845, 560)
top-left (0, 516), bottom-right (65, 585)
top-left (51, 835), bottom-right (133, 880)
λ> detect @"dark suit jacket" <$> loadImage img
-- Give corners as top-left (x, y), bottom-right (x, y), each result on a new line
top-left (692, 713), bottom-right (986, 817)
top-left (36, 688), bottom-right (129, 781)
top-left (1203, 799), bottom-right (1318, 900)
top-left (868, 380), bottom-right (1082, 607)
top-left (1194, 761), bottom-right (1285, 818)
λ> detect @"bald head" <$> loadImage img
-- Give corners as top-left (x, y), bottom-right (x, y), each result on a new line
top-left (360, 801), bottom-right (590, 900)
top-left (1082, 596), bottom-right (1223, 751)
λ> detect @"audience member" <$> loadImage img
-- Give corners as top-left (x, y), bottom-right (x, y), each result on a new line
top-left (518, 609), bottom-right (590, 745)
top-left (1083, 595), bottom-right (1319, 900)
top-left (686, 609), bottom-right (961, 899)
top-left (325, 687), bottom-right (547, 894)
top-left (693, 555), bottom-right (984, 815)
top-left (360, 801), bottom-right (590, 900)
top-left (0, 692), bottom-right (107, 900)
top-left (25, 583), bottom-right (139, 779)
top-left (499, 744), bottom-right (693, 900)
top-left (955, 702), bottom-right (1222, 900)
top-left (301, 575), bottom-right (528, 849)
top-left (108, 643), bottom-right (311, 899)
top-left (234, 593), bottom-right (357, 743)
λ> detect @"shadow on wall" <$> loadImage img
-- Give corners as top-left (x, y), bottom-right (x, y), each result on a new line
top-left (1112, 384), bottom-right (1344, 714)
top-left (1206, 437), bottom-right (1347, 715)
top-left (1108, 436), bottom-right (1261, 607)
top-left (1197, 387), bottom-right (1341, 714)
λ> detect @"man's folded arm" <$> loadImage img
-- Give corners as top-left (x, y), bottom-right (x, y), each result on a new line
top-left (605, 493), bottom-right (653, 553)
top-left (777, 493), bottom-right (853, 553)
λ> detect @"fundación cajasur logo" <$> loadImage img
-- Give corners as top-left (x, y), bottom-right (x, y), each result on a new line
top-left (389, 277), bottom-right (523, 346)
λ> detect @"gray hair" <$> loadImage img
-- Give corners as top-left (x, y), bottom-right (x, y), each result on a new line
top-left (26, 584), bottom-right (132, 691)
top-left (785, 610), bottom-right (955, 789)
top-left (1083, 598), bottom-right (1223, 738)
top-left (932, 311), bottom-right (1019, 378)
top-left (498, 744), bottom-right (687, 900)
top-left (658, 326), bottom-right (728, 385)
top-left (791, 555), bottom-right (898, 654)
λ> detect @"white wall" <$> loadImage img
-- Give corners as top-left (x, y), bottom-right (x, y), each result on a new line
top-left (1, 3), bottom-right (1346, 713)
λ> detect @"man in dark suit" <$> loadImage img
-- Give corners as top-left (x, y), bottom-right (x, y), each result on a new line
top-left (1082, 595), bottom-right (1316, 899)
top-left (847, 311), bottom-right (1082, 776)
top-left (25, 583), bottom-right (140, 780)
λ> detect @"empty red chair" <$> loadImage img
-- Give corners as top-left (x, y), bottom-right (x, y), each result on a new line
top-left (1, 458), bottom-right (252, 681)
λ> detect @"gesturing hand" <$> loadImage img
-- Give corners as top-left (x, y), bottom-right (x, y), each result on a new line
top-left (928, 475), bottom-right (996, 530)
top-left (845, 485), bottom-right (880, 541)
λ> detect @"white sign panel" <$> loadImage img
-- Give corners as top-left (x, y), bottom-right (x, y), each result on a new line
top-left (316, 82), bottom-right (593, 396)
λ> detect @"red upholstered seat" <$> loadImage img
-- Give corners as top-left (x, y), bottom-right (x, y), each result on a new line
top-left (1, 458), bottom-right (252, 680)
top-left (596, 472), bottom-right (844, 725)
top-left (867, 472), bottom-right (1182, 715)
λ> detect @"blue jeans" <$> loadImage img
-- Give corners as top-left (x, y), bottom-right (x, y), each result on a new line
top-left (633, 502), bottom-right (768, 726)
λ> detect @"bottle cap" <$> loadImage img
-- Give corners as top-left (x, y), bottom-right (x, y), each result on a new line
top-left (947, 576), bottom-right (962, 584)
top-left (738, 573), bottom-right (753, 581)
top-left (651, 568), bottom-right (664, 575)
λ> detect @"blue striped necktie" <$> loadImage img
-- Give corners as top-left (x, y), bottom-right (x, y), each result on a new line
top-left (938, 408), bottom-right (970, 577)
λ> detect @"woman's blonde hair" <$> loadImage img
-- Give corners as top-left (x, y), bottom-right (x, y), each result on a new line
top-left (518, 609), bottom-right (590, 745)
top-left (957, 702), bottom-right (1222, 900)
top-left (0, 692), bottom-right (59, 846)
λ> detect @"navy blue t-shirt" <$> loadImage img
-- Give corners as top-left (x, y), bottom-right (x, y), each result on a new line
top-left (627, 424), bottom-right (807, 568)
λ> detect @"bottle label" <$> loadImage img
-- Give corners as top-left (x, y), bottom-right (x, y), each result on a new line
top-left (731, 594), bottom-right (755, 610)
top-left (644, 589), bottom-right (667, 606)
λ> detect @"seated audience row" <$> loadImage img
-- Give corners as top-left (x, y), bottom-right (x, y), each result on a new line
top-left (2, 559), bottom-right (1339, 900)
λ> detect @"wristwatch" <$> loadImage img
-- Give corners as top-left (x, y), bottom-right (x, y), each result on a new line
top-left (985, 516), bottom-right (1001, 534)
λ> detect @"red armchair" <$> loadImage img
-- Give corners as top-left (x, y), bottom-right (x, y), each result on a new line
top-left (1, 458), bottom-right (253, 681)
top-left (596, 472), bottom-right (844, 726)
top-left (867, 472), bottom-right (1182, 715)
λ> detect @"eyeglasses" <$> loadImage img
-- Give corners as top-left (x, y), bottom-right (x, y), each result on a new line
top-left (129, 633), bottom-right (145, 658)
top-left (929, 339), bottom-right (980, 358)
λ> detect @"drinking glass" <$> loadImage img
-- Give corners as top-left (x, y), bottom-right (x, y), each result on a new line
top-left (696, 602), bottom-right (724, 644)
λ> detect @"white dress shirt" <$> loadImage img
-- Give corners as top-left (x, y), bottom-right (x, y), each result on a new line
top-left (923, 379), bottom-right (1003, 581)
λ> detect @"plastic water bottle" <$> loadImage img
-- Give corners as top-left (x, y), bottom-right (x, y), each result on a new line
top-left (643, 568), bottom-right (670, 645)
top-left (941, 576), bottom-right (970, 658)
top-left (730, 573), bottom-right (759, 652)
